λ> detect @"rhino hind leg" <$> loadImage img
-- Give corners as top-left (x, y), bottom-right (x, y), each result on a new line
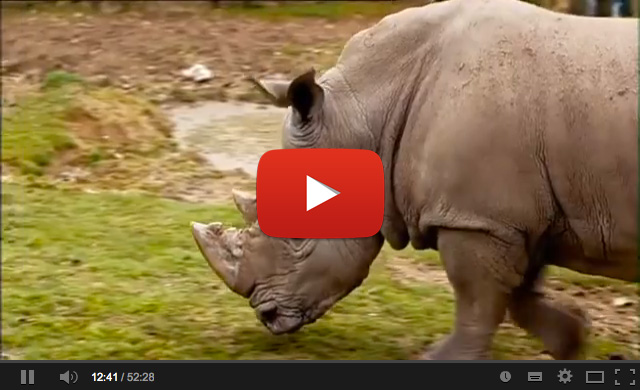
top-left (508, 269), bottom-right (590, 360)
top-left (421, 228), bottom-right (590, 360)
top-left (421, 229), bottom-right (517, 360)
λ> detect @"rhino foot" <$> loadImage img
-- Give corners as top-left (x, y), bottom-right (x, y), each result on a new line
top-left (509, 292), bottom-right (590, 360)
top-left (420, 334), bottom-right (492, 360)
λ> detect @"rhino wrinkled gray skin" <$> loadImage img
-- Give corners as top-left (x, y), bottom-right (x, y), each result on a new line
top-left (191, 0), bottom-right (638, 359)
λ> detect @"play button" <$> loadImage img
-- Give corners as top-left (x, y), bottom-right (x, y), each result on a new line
top-left (306, 175), bottom-right (340, 211)
top-left (257, 148), bottom-right (384, 238)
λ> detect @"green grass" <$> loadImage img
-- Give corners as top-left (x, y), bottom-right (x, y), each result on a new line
top-left (1, 85), bottom-right (78, 175)
top-left (2, 183), bottom-right (634, 360)
top-left (42, 70), bottom-right (85, 91)
top-left (2, 71), bottom-right (89, 174)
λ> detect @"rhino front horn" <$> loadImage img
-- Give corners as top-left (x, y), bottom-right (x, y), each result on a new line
top-left (190, 221), bottom-right (255, 298)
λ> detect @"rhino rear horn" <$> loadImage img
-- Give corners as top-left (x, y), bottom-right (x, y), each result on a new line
top-left (232, 189), bottom-right (258, 225)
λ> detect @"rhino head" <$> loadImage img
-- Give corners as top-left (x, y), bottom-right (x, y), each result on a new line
top-left (191, 190), bottom-right (384, 335)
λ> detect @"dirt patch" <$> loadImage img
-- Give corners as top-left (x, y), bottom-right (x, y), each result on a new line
top-left (1, 74), bottom-right (39, 115)
top-left (66, 88), bottom-right (173, 145)
top-left (2, 4), bottom-right (377, 105)
top-left (388, 257), bottom-right (451, 289)
top-left (387, 257), bottom-right (639, 358)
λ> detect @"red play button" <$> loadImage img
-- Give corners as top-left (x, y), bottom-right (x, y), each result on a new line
top-left (256, 149), bottom-right (384, 239)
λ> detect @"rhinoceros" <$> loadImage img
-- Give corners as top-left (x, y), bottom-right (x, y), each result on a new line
top-left (191, 0), bottom-right (638, 360)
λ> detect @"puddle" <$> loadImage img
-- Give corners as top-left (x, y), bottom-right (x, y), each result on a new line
top-left (165, 101), bottom-right (287, 177)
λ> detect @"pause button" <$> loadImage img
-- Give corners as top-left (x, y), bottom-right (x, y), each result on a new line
top-left (20, 370), bottom-right (35, 385)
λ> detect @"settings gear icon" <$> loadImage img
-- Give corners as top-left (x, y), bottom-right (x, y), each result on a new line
top-left (558, 368), bottom-right (573, 384)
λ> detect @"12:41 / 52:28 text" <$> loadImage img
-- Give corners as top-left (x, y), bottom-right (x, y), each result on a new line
top-left (92, 372), bottom-right (155, 382)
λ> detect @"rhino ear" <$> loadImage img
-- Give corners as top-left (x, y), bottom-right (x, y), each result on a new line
top-left (286, 68), bottom-right (324, 123)
top-left (246, 76), bottom-right (291, 108)
top-left (247, 68), bottom-right (324, 121)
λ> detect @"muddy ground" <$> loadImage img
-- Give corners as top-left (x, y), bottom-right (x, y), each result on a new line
top-left (2, 2), bottom-right (379, 105)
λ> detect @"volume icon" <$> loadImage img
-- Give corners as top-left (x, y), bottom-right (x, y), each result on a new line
top-left (60, 370), bottom-right (78, 385)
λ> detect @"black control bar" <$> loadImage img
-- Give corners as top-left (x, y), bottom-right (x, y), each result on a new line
top-left (1, 361), bottom-right (638, 389)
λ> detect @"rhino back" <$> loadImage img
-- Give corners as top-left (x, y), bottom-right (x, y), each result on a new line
top-left (337, 0), bottom-right (637, 280)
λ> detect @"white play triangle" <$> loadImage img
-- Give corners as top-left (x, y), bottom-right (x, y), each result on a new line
top-left (306, 175), bottom-right (340, 211)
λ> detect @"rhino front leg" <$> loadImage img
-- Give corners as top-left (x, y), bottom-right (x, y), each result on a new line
top-left (508, 267), bottom-right (590, 360)
top-left (421, 229), bottom-right (524, 360)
